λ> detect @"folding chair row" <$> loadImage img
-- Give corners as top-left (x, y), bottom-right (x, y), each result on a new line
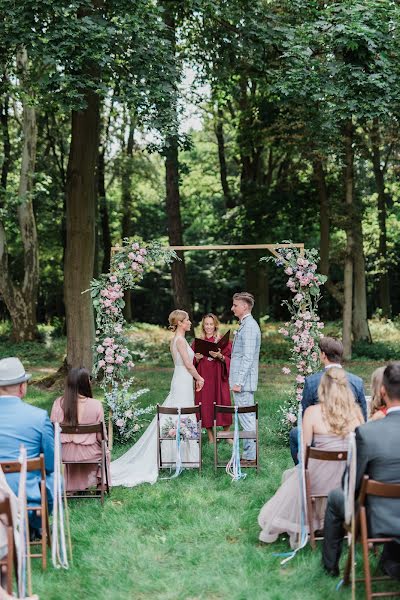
top-left (0, 454), bottom-right (51, 569)
top-left (0, 494), bottom-right (18, 594)
top-left (156, 403), bottom-right (259, 474)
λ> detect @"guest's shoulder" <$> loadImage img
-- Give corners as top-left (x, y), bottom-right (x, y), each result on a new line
top-left (19, 399), bottom-right (49, 422)
top-left (357, 415), bottom-right (388, 438)
top-left (305, 370), bottom-right (323, 385)
top-left (345, 370), bottom-right (364, 386)
top-left (248, 316), bottom-right (261, 331)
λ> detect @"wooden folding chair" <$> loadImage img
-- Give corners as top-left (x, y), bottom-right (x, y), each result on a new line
top-left (344, 475), bottom-right (400, 599)
top-left (0, 454), bottom-right (51, 569)
top-left (0, 494), bottom-right (18, 594)
top-left (304, 444), bottom-right (347, 550)
top-left (59, 423), bottom-right (110, 505)
top-left (156, 405), bottom-right (202, 473)
top-left (213, 403), bottom-right (259, 473)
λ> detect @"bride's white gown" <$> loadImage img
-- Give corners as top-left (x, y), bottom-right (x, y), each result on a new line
top-left (111, 336), bottom-right (200, 487)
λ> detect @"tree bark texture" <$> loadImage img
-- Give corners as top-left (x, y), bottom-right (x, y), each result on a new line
top-left (215, 106), bottom-right (234, 208)
top-left (342, 121), bottom-right (355, 360)
top-left (121, 117), bottom-right (135, 322)
top-left (352, 208), bottom-right (372, 343)
top-left (64, 90), bottom-right (100, 370)
top-left (370, 118), bottom-right (391, 317)
top-left (0, 48), bottom-right (39, 341)
top-left (98, 148), bottom-right (111, 274)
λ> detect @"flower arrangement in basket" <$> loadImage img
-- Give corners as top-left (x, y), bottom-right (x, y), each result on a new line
top-left (105, 379), bottom-right (153, 443)
top-left (161, 416), bottom-right (200, 440)
top-left (262, 244), bottom-right (327, 440)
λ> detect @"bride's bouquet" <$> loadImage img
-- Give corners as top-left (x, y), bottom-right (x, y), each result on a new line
top-left (161, 416), bottom-right (200, 440)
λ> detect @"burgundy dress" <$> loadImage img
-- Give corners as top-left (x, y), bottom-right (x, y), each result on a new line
top-left (192, 337), bottom-right (232, 428)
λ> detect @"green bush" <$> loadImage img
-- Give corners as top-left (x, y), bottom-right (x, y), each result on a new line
top-left (352, 341), bottom-right (400, 361)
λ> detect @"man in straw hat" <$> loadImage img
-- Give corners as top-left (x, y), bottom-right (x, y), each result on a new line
top-left (0, 357), bottom-right (54, 539)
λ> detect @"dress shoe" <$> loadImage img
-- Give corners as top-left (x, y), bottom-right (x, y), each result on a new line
top-left (322, 562), bottom-right (339, 577)
top-left (29, 528), bottom-right (42, 542)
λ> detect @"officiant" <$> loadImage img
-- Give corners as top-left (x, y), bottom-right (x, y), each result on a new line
top-left (192, 314), bottom-right (232, 443)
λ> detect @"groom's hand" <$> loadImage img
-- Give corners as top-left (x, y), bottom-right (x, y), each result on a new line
top-left (231, 384), bottom-right (242, 393)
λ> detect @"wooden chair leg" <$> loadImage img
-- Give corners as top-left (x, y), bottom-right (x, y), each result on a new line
top-left (343, 540), bottom-right (353, 585)
top-left (305, 472), bottom-right (316, 550)
top-left (41, 507), bottom-right (47, 569)
top-left (6, 527), bottom-right (13, 594)
top-left (214, 422), bottom-right (217, 473)
top-left (360, 509), bottom-right (372, 600)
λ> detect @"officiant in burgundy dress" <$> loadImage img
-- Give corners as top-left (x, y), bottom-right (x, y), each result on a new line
top-left (192, 314), bottom-right (232, 443)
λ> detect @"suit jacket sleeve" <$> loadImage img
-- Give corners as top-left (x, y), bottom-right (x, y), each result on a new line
top-left (355, 426), bottom-right (369, 495)
top-left (41, 414), bottom-right (55, 475)
top-left (356, 382), bottom-right (367, 422)
top-left (236, 325), bottom-right (258, 387)
top-left (301, 378), bottom-right (312, 415)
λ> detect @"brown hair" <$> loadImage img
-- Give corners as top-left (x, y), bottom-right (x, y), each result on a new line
top-left (369, 366), bottom-right (386, 417)
top-left (168, 310), bottom-right (188, 332)
top-left (201, 313), bottom-right (220, 338)
top-left (232, 292), bottom-right (255, 309)
top-left (318, 337), bottom-right (343, 364)
top-left (383, 362), bottom-right (400, 401)
top-left (318, 367), bottom-right (363, 436)
top-left (62, 367), bottom-right (93, 426)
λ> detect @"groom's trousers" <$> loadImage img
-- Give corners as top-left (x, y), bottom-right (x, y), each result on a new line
top-left (232, 391), bottom-right (256, 460)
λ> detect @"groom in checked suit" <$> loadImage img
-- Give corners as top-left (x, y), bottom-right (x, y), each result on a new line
top-left (229, 292), bottom-right (261, 465)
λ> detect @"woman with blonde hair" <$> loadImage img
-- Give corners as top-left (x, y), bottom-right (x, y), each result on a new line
top-left (192, 313), bottom-right (232, 442)
top-left (258, 367), bottom-right (364, 549)
top-left (111, 310), bottom-right (204, 487)
top-left (369, 366), bottom-right (387, 421)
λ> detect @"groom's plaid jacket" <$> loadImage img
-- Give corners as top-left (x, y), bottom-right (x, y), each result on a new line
top-left (229, 315), bottom-right (261, 392)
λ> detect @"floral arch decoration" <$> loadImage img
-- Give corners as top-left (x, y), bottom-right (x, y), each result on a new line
top-left (262, 245), bottom-right (327, 439)
top-left (90, 239), bottom-right (177, 445)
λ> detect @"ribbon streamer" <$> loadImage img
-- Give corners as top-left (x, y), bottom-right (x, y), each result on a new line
top-left (226, 407), bottom-right (246, 481)
top-left (52, 423), bottom-right (71, 569)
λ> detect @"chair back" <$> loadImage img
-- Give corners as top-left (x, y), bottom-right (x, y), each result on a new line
top-left (0, 494), bottom-right (13, 527)
top-left (214, 403), bottom-right (258, 416)
top-left (60, 422), bottom-right (105, 438)
top-left (157, 405), bottom-right (201, 417)
top-left (1, 454), bottom-right (46, 478)
top-left (359, 475), bottom-right (400, 505)
top-left (304, 445), bottom-right (347, 469)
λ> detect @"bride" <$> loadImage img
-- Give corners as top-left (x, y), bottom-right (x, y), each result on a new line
top-left (111, 310), bottom-right (205, 487)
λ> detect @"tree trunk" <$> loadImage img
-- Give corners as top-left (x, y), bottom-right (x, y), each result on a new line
top-left (215, 106), bottom-right (234, 208)
top-left (121, 116), bottom-right (135, 322)
top-left (0, 96), bottom-right (11, 197)
top-left (162, 6), bottom-right (192, 319)
top-left (313, 158), bottom-right (329, 277)
top-left (370, 118), bottom-right (391, 317)
top-left (352, 209), bottom-right (372, 343)
top-left (64, 90), bottom-right (100, 370)
top-left (342, 121), bottom-right (355, 360)
top-left (0, 48), bottom-right (39, 341)
top-left (98, 148), bottom-right (111, 274)
top-left (165, 137), bottom-right (192, 316)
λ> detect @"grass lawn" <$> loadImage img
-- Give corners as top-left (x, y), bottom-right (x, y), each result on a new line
top-left (1, 321), bottom-right (399, 599)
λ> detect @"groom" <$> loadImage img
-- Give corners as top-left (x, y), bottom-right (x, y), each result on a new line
top-left (229, 292), bottom-right (261, 465)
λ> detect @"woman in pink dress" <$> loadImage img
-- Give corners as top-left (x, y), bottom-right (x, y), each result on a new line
top-left (50, 368), bottom-right (110, 492)
top-left (192, 314), bottom-right (232, 443)
top-left (369, 366), bottom-right (387, 420)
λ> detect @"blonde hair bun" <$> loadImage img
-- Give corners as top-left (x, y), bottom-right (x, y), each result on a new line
top-left (168, 309), bottom-right (188, 332)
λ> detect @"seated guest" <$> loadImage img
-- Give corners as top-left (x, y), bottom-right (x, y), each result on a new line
top-left (51, 367), bottom-right (110, 492)
top-left (369, 366), bottom-right (387, 421)
top-left (290, 337), bottom-right (367, 464)
top-left (322, 362), bottom-right (400, 579)
top-left (0, 357), bottom-right (54, 539)
top-left (259, 368), bottom-right (363, 549)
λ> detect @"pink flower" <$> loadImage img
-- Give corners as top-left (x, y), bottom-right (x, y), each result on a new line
top-left (136, 255), bottom-right (145, 264)
top-left (140, 248), bottom-right (147, 255)
top-left (285, 267), bottom-right (293, 275)
top-left (116, 419), bottom-right (125, 428)
top-left (105, 355), bottom-right (114, 363)
top-left (296, 375), bottom-right (305, 384)
top-left (287, 412), bottom-right (297, 424)
top-left (106, 365), bottom-right (114, 373)
top-left (294, 346), bottom-right (300, 353)
top-left (128, 252), bottom-right (135, 260)
top-left (118, 262), bottom-right (125, 269)
top-left (132, 242), bottom-right (139, 250)
top-left (115, 356), bottom-right (124, 364)
top-left (282, 367), bottom-right (291, 375)
top-left (131, 262), bottom-right (139, 271)
top-left (317, 322), bottom-right (324, 329)
top-left (127, 361), bottom-right (134, 369)
top-left (98, 359), bottom-right (106, 368)
top-left (169, 428), bottom-right (176, 437)
top-left (311, 352), bottom-right (318, 361)
top-left (115, 324), bottom-right (123, 333)
top-left (294, 293), bottom-right (303, 303)
top-left (109, 275), bottom-right (118, 283)
top-left (296, 387), bottom-right (303, 395)
top-left (295, 320), bottom-right (302, 329)
top-left (278, 328), bottom-right (289, 336)
top-left (103, 337), bottom-right (113, 346)
top-left (124, 410), bottom-right (133, 418)
top-left (97, 345), bottom-right (104, 353)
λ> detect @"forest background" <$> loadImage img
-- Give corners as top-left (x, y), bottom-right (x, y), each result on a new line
top-left (1, 0), bottom-right (400, 371)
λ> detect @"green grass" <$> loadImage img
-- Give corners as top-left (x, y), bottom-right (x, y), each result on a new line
top-left (19, 361), bottom-right (388, 600)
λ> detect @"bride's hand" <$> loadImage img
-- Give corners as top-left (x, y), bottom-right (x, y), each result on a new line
top-left (196, 377), bottom-right (205, 392)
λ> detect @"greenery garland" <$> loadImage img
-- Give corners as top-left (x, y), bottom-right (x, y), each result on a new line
top-left (262, 245), bottom-right (327, 439)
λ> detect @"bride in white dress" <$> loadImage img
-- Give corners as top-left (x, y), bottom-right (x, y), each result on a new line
top-left (111, 310), bottom-right (205, 487)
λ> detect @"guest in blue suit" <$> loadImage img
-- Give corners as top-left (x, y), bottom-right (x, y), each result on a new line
top-left (0, 357), bottom-right (54, 538)
top-left (289, 337), bottom-right (367, 464)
